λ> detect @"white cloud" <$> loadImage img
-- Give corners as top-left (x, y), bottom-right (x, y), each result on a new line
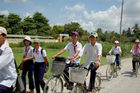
top-left (123, 0), bottom-right (140, 28)
top-left (62, 0), bottom-right (140, 32)
top-left (4, 0), bottom-right (27, 3)
top-left (83, 5), bottom-right (121, 32)
top-left (0, 10), bottom-right (9, 16)
top-left (24, 12), bottom-right (32, 18)
top-left (64, 4), bottom-right (85, 11)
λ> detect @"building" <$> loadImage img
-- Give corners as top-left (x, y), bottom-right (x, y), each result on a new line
top-left (7, 34), bottom-right (58, 43)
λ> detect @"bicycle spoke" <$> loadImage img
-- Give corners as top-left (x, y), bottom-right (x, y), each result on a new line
top-left (43, 76), bottom-right (63, 93)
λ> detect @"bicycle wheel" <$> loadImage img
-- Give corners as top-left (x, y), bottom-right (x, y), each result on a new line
top-left (135, 62), bottom-right (138, 77)
top-left (95, 75), bottom-right (101, 91)
top-left (43, 76), bottom-right (63, 93)
top-left (71, 84), bottom-right (85, 93)
top-left (106, 64), bottom-right (114, 80)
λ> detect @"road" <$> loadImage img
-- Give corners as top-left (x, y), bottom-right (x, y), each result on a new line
top-left (99, 58), bottom-right (140, 93)
top-left (29, 58), bottom-right (140, 93)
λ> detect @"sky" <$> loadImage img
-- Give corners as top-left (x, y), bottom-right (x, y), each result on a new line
top-left (0, 0), bottom-right (140, 33)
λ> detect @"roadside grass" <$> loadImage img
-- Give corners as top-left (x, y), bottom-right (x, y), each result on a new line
top-left (13, 48), bottom-right (107, 79)
top-left (12, 41), bottom-right (133, 82)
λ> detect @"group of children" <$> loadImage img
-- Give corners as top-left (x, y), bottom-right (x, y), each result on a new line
top-left (21, 36), bottom-right (48, 93)
top-left (1, 25), bottom-right (139, 93)
top-left (22, 31), bottom-right (125, 93)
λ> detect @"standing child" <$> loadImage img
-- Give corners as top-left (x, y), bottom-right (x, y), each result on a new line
top-left (21, 36), bottom-right (35, 93)
top-left (109, 40), bottom-right (122, 69)
top-left (0, 27), bottom-right (17, 93)
top-left (33, 38), bottom-right (48, 93)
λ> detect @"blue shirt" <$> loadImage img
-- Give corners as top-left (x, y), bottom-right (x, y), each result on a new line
top-left (0, 40), bottom-right (17, 87)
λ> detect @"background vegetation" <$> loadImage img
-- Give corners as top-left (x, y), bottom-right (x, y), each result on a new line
top-left (1, 12), bottom-right (140, 42)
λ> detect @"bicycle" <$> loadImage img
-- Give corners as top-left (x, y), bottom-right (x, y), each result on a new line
top-left (71, 62), bottom-right (101, 93)
top-left (132, 54), bottom-right (140, 77)
top-left (43, 57), bottom-right (77, 93)
top-left (106, 55), bottom-right (118, 80)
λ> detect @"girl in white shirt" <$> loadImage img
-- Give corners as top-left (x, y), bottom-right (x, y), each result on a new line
top-left (109, 40), bottom-right (122, 69)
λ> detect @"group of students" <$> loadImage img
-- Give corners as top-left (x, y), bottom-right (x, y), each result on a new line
top-left (0, 26), bottom-right (139, 93)
top-left (21, 36), bottom-right (48, 93)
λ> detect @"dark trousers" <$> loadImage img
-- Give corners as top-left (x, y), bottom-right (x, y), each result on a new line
top-left (89, 64), bottom-right (99, 90)
top-left (0, 84), bottom-right (13, 93)
top-left (116, 54), bottom-right (120, 66)
top-left (132, 61), bottom-right (140, 70)
top-left (64, 63), bottom-right (78, 86)
top-left (34, 62), bottom-right (46, 93)
top-left (22, 60), bottom-right (34, 90)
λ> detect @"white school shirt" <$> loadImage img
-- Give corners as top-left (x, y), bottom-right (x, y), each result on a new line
top-left (64, 41), bottom-right (82, 64)
top-left (23, 46), bottom-right (33, 58)
top-left (79, 42), bottom-right (102, 66)
top-left (109, 46), bottom-right (122, 55)
top-left (33, 47), bottom-right (47, 62)
top-left (0, 41), bottom-right (17, 87)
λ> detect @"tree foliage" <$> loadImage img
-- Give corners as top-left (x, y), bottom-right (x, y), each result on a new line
top-left (0, 12), bottom-right (140, 43)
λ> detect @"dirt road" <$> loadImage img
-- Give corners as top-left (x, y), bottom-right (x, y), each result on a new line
top-left (99, 58), bottom-right (140, 93)
top-left (32, 58), bottom-right (140, 93)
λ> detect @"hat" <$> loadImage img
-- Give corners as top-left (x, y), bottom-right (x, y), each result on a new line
top-left (0, 27), bottom-right (7, 35)
top-left (89, 32), bottom-right (98, 38)
top-left (135, 39), bottom-right (140, 43)
top-left (33, 38), bottom-right (40, 43)
top-left (72, 32), bottom-right (79, 36)
top-left (114, 40), bottom-right (119, 44)
top-left (24, 36), bottom-right (31, 42)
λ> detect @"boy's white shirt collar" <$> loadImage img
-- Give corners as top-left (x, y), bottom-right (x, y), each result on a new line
top-left (0, 40), bottom-right (9, 51)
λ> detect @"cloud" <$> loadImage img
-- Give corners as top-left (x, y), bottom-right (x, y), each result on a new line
top-left (83, 5), bottom-right (121, 32)
top-left (0, 10), bottom-right (9, 16)
top-left (123, 0), bottom-right (140, 28)
top-left (24, 12), bottom-right (32, 18)
top-left (64, 4), bottom-right (85, 11)
top-left (4, 0), bottom-right (27, 3)
top-left (59, 0), bottom-right (140, 33)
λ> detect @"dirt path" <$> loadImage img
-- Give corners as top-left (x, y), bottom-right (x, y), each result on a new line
top-left (99, 58), bottom-right (140, 93)
top-left (30, 57), bottom-right (140, 93)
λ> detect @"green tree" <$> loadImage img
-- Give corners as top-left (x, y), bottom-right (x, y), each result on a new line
top-left (64, 22), bottom-right (86, 36)
top-left (0, 15), bottom-right (9, 28)
top-left (7, 13), bottom-right (22, 34)
top-left (33, 12), bottom-right (51, 36)
top-left (22, 17), bottom-right (37, 35)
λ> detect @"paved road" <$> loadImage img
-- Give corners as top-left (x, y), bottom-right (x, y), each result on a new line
top-left (99, 58), bottom-right (140, 93)
top-left (28, 58), bottom-right (140, 93)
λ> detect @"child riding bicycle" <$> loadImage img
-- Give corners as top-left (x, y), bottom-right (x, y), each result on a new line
top-left (109, 40), bottom-right (122, 69)
top-left (130, 39), bottom-right (140, 72)
top-left (74, 32), bottom-right (102, 93)
top-left (52, 32), bottom-right (82, 90)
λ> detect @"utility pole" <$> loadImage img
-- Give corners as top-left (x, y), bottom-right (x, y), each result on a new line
top-left (120, 0), bottom-right (124, 44)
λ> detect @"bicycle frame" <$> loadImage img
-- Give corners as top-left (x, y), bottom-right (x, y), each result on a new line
top-left (71, 64), bottom-right (101, 93)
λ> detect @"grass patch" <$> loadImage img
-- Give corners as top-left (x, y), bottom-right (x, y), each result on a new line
top-left (13, 48), bottom-right (107, 79)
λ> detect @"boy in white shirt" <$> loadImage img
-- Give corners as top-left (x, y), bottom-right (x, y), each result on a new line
top-left (0, 27), bottom-right (17, 93)
top-left (33, 38), bottom-right (48, 93)
top-left (109, 40), bottom-right (122, 69)
top-left (52, 32), bottom-right (82, 90)
top-left (75, 32), bottom-right (102, 93)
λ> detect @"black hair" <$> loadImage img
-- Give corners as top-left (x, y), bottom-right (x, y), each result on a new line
top-left (1, 33), bottom-right (6, 37)
top-left (23, 39), bottom-right (32, 45)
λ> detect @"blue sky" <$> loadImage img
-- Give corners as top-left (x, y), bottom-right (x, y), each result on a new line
top-left (0, 0), bottom-right (140, 33)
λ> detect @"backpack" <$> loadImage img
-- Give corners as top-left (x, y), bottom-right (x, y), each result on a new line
top-left (33, 48), bottom-right (44, 56)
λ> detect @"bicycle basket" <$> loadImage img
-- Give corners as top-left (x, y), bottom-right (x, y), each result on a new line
top-left (106, 55), bottom-right (116, 63)
top-left (69, 67), bottom-right (88, 84)
top-left (50, 61), bottom-right (66, 74)
top-left (133, 55), bottom-right (140, 62)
